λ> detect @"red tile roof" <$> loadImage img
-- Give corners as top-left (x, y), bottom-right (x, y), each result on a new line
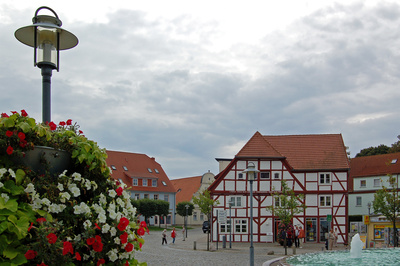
top-left (236, 131), bottom-right (350, 171)
top-left (106, 150), bottom-right (176, 193)
top-left (171, 176), bottom-right (202, 203)
top-left (350, 152), bottom-right (400, 178)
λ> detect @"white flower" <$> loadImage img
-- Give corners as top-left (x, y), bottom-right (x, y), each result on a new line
top-left (116, 198), bottom-right (125, 208)
top-left (84, 179), bottom-right (91, 190)
top-left (91, 181), bottom-right (98, 191)
top-left (8, 169), bottom-right (15, 178)
top-left (60, 192), bottom-right (71, 203)
top-left (108, 210), bottom-right (117, 220)
top-left (83, 220), bottom-right (92, 229)
top-left (72, 172), bottom-right (82, 181)
top-left (74, 234), bottom-right (82, 242)
top-left (73, 202), bottom-right (91, 215)
top-left (110, 227), bottom-right (117, 236)
top-left (57, 183), bottom-right (64, 191)
top-left (114, 237), bottom-right (121, 245)
top-left (107, 249), bottom-right (119, 262)
top-left (99, 193), bottom-right (107, 205)
top-left (102, 223), bottom-right (111, 234)
top-left (41, 198), bottom-right (51, 206)
top-left (108, 189), bottom-right (117, 198)
top-left (83, 254), bottom-right (90, 261)
top-left (59, 170), bottom-right (68, 178)
top-left (0, 182), bottom-right (3, 188)
top-left (68, 184), bottom-right (81, 197)
top-left (24, 183), bottom-right (35, 193)
top-left (98, 213), bottom-right (107, 224)
top-left (0, 168), bottom-right (7, 178)
top-left (1, 193), bottom-right (9, 203)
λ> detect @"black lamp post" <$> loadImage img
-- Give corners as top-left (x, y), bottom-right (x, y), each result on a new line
top-left (15, 6), bottom-right (78, 123)
top-left (243, 162), bottom-right (259, 266)
top-left (229, 198), bottom-right (233, 248)
top-left (185, 204), bottom-right (189, 238)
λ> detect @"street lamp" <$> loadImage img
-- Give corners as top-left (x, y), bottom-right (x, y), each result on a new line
top-left (229, 197), bottom-right (233, 248)
top-left (185, 204), bottom-right (189, 238)
top-left (367, 202), bottom-right (371, 215)
top-left (15, 6), bottom-right (78, 123)
top-left (243, 162), bottom-right (259, 266)
top-left (367, 202), bottom-right (371, 249)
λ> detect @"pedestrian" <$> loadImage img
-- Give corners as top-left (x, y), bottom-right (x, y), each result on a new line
top-left (334, 228), bottom-right (338, 247)
top-left (287, 228), bottom-right (293, 247)
top-left (294, 225), bottom-right (300, 248)
top-left (328, 228), bottom-right (335, 250)
top-left (162, 229), bottom-right (167, 245)
top-left (298, 226), bottom-right (305, 248)
top-left (171, 227), bottom-right (176, 244)
top-left (182, 226), bottom-right (186, 241)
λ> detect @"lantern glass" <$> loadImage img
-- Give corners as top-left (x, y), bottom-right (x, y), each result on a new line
top-left (36, 26), bottom-right (58, 68)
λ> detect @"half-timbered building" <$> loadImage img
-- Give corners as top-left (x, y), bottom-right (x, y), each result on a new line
top-left (209, 132), bottom-right (350, 244)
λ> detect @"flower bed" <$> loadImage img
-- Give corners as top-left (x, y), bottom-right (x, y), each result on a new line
top-left (0, 110), bottom-right (146, 265)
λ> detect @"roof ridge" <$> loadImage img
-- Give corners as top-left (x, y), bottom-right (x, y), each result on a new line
top-left (236, 131), bottom-right (283, 158)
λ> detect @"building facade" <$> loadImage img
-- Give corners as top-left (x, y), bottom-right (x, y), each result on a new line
top-left (106, 150), bottom-right (176, 226)
top-left (209, 132), bottom-right (350, 244)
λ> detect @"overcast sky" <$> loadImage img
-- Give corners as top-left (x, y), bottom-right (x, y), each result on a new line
top-left (1, 1), bottom-right (400, 179)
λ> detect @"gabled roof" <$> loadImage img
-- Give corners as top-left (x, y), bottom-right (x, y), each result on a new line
top-left (350, 152), bottom-right (400, 178)
top-left (171, 176), bottom-right (202, 203)
top-left (236, 132), bottom-right (350, 171)
top-left (106, 150), bottom-right (176, 193)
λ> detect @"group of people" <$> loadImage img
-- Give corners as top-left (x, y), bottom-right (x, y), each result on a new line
top-left (282, 225), bottom-right (305, 248)
top-left (326, 228), bottom-right (339, 250)
top-left (162, 226), bottom-right (186, 245)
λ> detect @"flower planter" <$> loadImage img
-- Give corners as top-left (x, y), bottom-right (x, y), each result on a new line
top-left (19, 146), bottom-right (71, 175)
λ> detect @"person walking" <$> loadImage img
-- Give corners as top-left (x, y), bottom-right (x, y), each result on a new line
top-left (162, 229), bottom-right (167, 245)
top-left (182, 226), bottom-right (186, 241)
top-left (294, 225), bottom-right (300, 248)
top-left (171, 227), bottom-right (176, 244)
top-left (328, 228), bottom-right (335, 250)
top-left (334, 228), bottom-right (338, 247)
top-left (298, 226), bottom-right (305, 248)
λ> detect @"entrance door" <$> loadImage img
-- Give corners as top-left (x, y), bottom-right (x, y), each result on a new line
top-left (306, 218), bottom-right (317, 242)
top-left (274, 219), bottom-right (281, 242)
top-left (320, 218), bottom-right (328, 242)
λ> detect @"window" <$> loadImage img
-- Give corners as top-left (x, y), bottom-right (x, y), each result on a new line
top-left (134, 193), bottom-right (140, 200)
top-left (220, 220), bottom-right (231, 233)
top-left (319, 173), bottom-right (331, 184)
top-left (360, 180), bottom-right (366, 188)
top-left (164, 195), bottom-right (169, 202)
top-left (238, 173), bottom-right (243, 179)
top-left (143, 179), bottom-right (147, 186)
top-left (154, 194), bottom-right (158, 200)
top-left (152, 179), bottom-right (157, 187)
top-left (356, 196), bottom-right (362, 206)
top-left (319, 195), bottom-right (331, 207)
top-left (274, 173), bottom-right (280, 179)
top-left (200, 213), bottom-right (204, 221)
top-left (144, 194), bottom-right (149, 199)
top-left (260, 172), bottom-right (270, 179)
top-left (132, 178), bottom-right (138, 186)
top-left (155, 168), bottom-right (159, 173)
top-left (275, 197), bottom-right (281, 207)
top-left (234, 219), bottom-right (247, 233)
top-left (147, 168), bottom-right (152, 173)
top-left (111, 165), bottom-right (116, 170)
top-left (392, 159), bottom-right (398, 164)
top-left (123, 166), bottom-right (128, 171)
top-left (230, 196), bottom-right (242, 207)
top-left (193, 212), bottom-right (197, 221)
top-left (374, 179), bottom-right (380, 187)
top-left (162, 181), bottom-right (167, 186)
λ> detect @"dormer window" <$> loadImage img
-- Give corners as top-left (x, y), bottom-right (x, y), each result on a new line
top-left (123, 166), bottom-right (128, 171)
top-left (147, 168), bottom-right (152, 173)
top-left (111, 165), bottom-right (116, 170)
top-left (392, 159), bottom-right (398, 164)
top-left (162, 181), bottom-right (167, 186)
top-left (155, 169), bottom-right (159, 173)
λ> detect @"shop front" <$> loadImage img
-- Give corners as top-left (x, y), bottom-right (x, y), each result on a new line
top-left (367, 217), bottom-right (400, 248)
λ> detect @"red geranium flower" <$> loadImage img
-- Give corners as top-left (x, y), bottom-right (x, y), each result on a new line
top-left (59, 121), bottom-right (66, 126)
top-left (87, 237), bottom-right (95, 245)
top-left (1, 113), bottom-right (9, 118)
top-left (116, 187), bottom-right (123, 196)
top-left (139, 242), bottom-right (143, 248)
top-left (47, 233), bottom-right (57, 244)
top-left (62, 241), bottom-right (74, 255)
top-left (125, 261), bottom-right (130, 266)
top-left (24, 250), bottom-right (37, 260)
top-left (75, 252), bottom-right (81, 261)
top-left (66, 119), bottom-right (72, 125)
top-left (97, 259), bottom-right (105, 266)
top-left (36, 217), bottom-right (46, 224)
top-left (18, 132), bottom-right (25, 140)
top-left (95, 223), bottom-right (101, 230)
top-left (28, 222), bottom-right (33, 232)
top-left (117, 217), bottom-right (130, 231)
top-left (21, 109), bottom-right (28, 117)
top-left (5, 130), bottom-right (13, 137)
top-left (137, 227), bottom-right (145, 236)
top-left (6, 146), bottom-right (13, 155)
top-left (120, 232), bottom-right (128, 244)
top-left (140, 221), bottom-right (147, 228)
top-left (37, 263), bottom-right (48, 266)
top-left (48, 122), bottom-right (57, 131)
top-left (125, 243), bottom-right (134, 252)
top-left (93, 241), bottom-right (103, 252)
top-left (11, 111), bottom-right (17, 114)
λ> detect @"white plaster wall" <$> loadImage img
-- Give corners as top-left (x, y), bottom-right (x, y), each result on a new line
top-left (307, 173), bottom-right (318, 182)
top-left (306, 182), bottom-right (318, 191)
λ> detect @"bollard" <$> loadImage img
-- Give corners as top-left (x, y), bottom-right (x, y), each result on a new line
top-left (193, 241), bottom-right (196, 250)
top-left (292, 246), bottom-right (296, 255)
top-left (223, 236), bottom-right (226, 248)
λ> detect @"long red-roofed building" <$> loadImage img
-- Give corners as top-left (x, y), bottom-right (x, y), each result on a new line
top-left (106, 150), bottom-right (176, 226)
top-left (209, 131), bottom-right (350, 244)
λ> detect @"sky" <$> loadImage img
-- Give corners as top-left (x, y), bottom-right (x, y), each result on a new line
top-left (1, 0), bottom-right (400, 179)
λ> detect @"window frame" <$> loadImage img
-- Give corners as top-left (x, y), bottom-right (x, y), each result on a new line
top-left (360, 180), bottom-right (366, 188)
top-left (319, 173), bottom-right (331, 185)
top-left (319, 195), bottom-right (332, 207)
top-left (152, 179), bottom-right (157, 187)
top-left (143, 179), bottom-right (147, 186)
top-left (374, 179), bottom-right (381, 187)
top-left (234, 219), bottom-right (248, 234)
top-left (260, 172), bottom-right (270, 179)
top-left (230, 196), bottom-right (242, 207)
top-left (132, 178), bottom-right (138, 186)
top-left (356, 196), bottom-right (362, 206)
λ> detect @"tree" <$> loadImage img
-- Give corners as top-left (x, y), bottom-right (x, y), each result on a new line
top-left (356, 144), bottom-right (390, 157)
top-left (136, 199), bottom-right (157, 224)
top-left (372, 175), bottom-right (400, 247)
top-left (389, 135), bottom-right (400, 153)
top-left (154, 200), bottom-right (170, 228)
top-left (176, 201), bottom-right (194, 217)
top-left (266, 180), bottom-right (306, 254)
top-left (192, 190), bottom-right (219, 251)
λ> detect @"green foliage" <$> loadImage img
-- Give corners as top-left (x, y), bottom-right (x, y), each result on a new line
top-left (154, 200), bottom-right (170, 217)
top-left (356, 144), bottom-right (390, 157)
top-left (176, 201), bottom-right (194, 217)
top-left (372, 175), bottom-right (400, 246)
top-left (266, 180), bottom-right (306, 227)
top-left (192, 190), bottom-right (218, 219)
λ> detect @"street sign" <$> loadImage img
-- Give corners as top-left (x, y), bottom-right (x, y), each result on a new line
top-left (364, 215), bottom-right (370, 225)
top-left (218, 210), bottom-right (227, 223)
top-left (327, 214), bottom-right (332, 222)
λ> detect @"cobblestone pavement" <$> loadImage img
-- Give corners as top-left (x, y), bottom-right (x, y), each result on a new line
top-left (134, 227), bottom-right (349, 266)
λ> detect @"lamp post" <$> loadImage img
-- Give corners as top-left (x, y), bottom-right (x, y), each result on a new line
top-left (243, 162), bottom-right (259, 266)
top-left (367, 202), bottom-right (371, 249)
top-left (15, 6), bottom-right (78, 123)
top-left (185, 204), bottom-right (189, 238)
top-left (229, 198), bottom-right (233, 249)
